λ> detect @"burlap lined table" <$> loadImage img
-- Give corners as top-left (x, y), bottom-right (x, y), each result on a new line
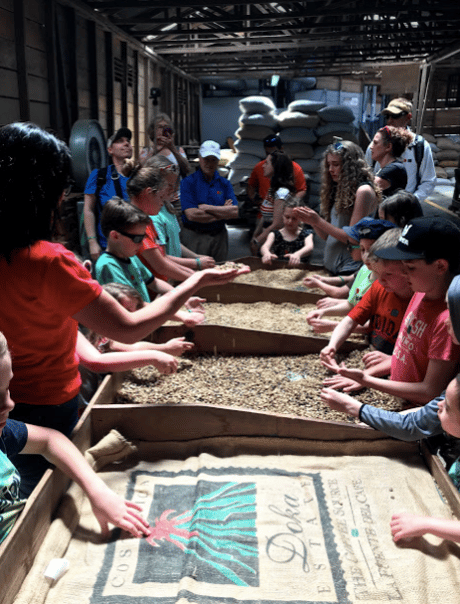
top-left (23, 436), bottom-right (460, 604)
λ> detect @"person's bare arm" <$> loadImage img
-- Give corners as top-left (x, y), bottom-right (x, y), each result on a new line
top-left (83, 193), bottom-right (102, 261)
top-left (374, 176), bottom-right (391, 191)
top-left (73, 267), bottom-right (249, 344)
top-left (319, 316), bottom-right (357, 371)
top-left (76, 331), bottom-right (178, 374)
top-left (294, 185), bottom-right (377, 243)
top-left (184, 207), bottom-right (218, 223)
top-left (141, 247), bottom-right (194, 282)
top-left (198, 201), bottom-right (238, 221)
top-left (390, 513), bottom-right (460, 544)
top-left (22, 425), bottom-right (151, 538)
top-left (337, 358), bottom-right (458, 404)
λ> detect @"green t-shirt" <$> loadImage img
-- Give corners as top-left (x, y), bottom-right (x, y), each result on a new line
top-left (347, 265), bottom-right (374, 307)
top-left (95, 252), bottom-right (154, 303)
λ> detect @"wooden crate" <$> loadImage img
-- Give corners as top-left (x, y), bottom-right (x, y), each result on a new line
top-left (198, 256), bottom-right (326, 304)
top-left (2, 399), bottom-right (460, 604)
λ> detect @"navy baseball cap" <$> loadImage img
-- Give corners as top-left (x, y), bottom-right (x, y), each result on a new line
top-left (374, 216), bottom-right (460, 261)
top-left (343, 217), bottom-right (396, 242)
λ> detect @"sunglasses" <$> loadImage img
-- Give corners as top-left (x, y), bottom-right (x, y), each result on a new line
top-left (332, 138), bottom-right (343, 151)
top-left (385, 111), bottom-right (408, 120)
top-left (118, 231), bottom-right (146, 244)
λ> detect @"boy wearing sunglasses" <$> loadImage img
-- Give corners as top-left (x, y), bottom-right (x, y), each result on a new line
top-left (95, 197), bottom-right (155, 303)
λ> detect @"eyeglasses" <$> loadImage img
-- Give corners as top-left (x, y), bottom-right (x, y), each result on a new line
top-left (117, 231), bottom-right (146, 244)
top-left (346, 240), bottom-right (360, 252)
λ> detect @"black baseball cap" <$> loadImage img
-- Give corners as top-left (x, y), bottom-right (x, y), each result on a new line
top-left (263, 134), bottom-right (282, 148)
top-left (374, 216), bottom-right (460, 263)
top-left (107, 127), bottom-right (132, 148)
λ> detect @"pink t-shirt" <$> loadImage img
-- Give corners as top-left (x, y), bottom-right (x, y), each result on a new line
top-left (390, 292), bottom-right (460, 383)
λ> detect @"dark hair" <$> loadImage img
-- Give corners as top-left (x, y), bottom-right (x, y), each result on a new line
top-left (268, 150), bottom-right (295, 194)
top-left (127, 163), bottom-right (165, 197)
top-left (378, 191), bottom-right (423, 227)
top-left (378, 126), bottom-right (413, 158)
top-left (100, 196), bottom-right (150, 238)
top-left (0, 122), bottom-right (71, 260)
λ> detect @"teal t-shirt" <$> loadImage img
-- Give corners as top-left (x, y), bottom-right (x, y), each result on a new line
top-left (150, 207), bottom-right (182, 258)
top-left (347, 265), bottom-right (374, 307)
top-left (95, 252), bottom-right (154, 303)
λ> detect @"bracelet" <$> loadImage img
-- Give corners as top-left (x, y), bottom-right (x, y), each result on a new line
top-left (87, 236), bottom-right (97, 241)
top-left (196, 257), bottom-right (202, 270)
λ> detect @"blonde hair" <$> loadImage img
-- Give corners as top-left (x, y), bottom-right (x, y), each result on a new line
top-left (320, 140), bottom-right (381, 221)
top-left (145, 155), bottom-right (178, 215)
top-left (0, 332), bottom-right (8, 359)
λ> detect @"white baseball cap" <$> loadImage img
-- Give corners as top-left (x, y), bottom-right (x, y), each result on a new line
top-left (199, 140), bottom-right (221, 159)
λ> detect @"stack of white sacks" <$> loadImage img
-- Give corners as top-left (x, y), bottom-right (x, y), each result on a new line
top-left (227, 96), bottom-right (278, 195)
top-left (227, 95), bottom-right (358, 210)
top-left (424, 133), bottom-right (460, 187)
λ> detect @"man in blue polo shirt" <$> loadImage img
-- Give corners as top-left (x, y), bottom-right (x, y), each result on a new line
top-left (180, 140), bottom-right (238, 262)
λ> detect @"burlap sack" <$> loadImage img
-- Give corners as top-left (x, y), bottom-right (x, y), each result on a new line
top-left (36, 439), bottom-right (460, 604)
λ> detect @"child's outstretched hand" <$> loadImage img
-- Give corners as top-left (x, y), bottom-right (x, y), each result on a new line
top-left (320, 387), bottom-right (362, 417)
top-left (162, 337), bottom-right (194, 357)
top-left (285, 252), bottom-right (302, 267)
top-left (390, 513), bottom-right (430, 542)
top-left (319, 345), bottom-right (340, 372)
top-left (308, 318), bottom-right (338, 333)
top-left (198, 256), bottom-right (216, 269)
top-left (362, 350), bottom-right (390, 369)
top-left (152, 351), bottom-right (178, 374)
top-left (302, 275), bottom-right (320, 288)
top-left (262, 251), bottom-right (277, 265)
top-left (90, 485), bottom-right (151, 539)
top-left (185, 296), bottom-right (206, 312)
top-left (179, 310), bottom-right (206, 327)
top-left (323, 373), bottom-right (363, 393)
top-left (316, 296), bottom-right (339, 309)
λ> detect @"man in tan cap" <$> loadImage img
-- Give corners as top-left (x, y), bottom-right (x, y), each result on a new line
top-left (365, 98), bottom-right (435, 202)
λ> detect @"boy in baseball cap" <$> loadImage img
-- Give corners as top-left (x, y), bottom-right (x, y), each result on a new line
top-left (324, 215), bottom-right (460, 406)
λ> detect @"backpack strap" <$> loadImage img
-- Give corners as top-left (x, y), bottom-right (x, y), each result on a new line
top-left (109, 164), bottom-right (124, 199)
top-left (412, 134), bottom-right (425, 189)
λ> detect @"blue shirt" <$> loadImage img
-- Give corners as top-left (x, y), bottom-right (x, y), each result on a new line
top-left (180, 169), bottom-right (237, 233)
top-left (0, 420), bottom-right (28, 544)
top-left (84, 166), bottom-right (130, 249)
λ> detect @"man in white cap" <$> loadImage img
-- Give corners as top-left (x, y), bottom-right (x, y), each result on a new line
top-left (365, 98), bottom-right (436, 202)
top-left (180, 140), bottom-right (238, 262)
top-left (84, 127), bottom-right (133, 260)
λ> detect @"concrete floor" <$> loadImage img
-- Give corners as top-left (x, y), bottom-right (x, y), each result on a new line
top-left (227, 184), bottom-right (459, 264)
